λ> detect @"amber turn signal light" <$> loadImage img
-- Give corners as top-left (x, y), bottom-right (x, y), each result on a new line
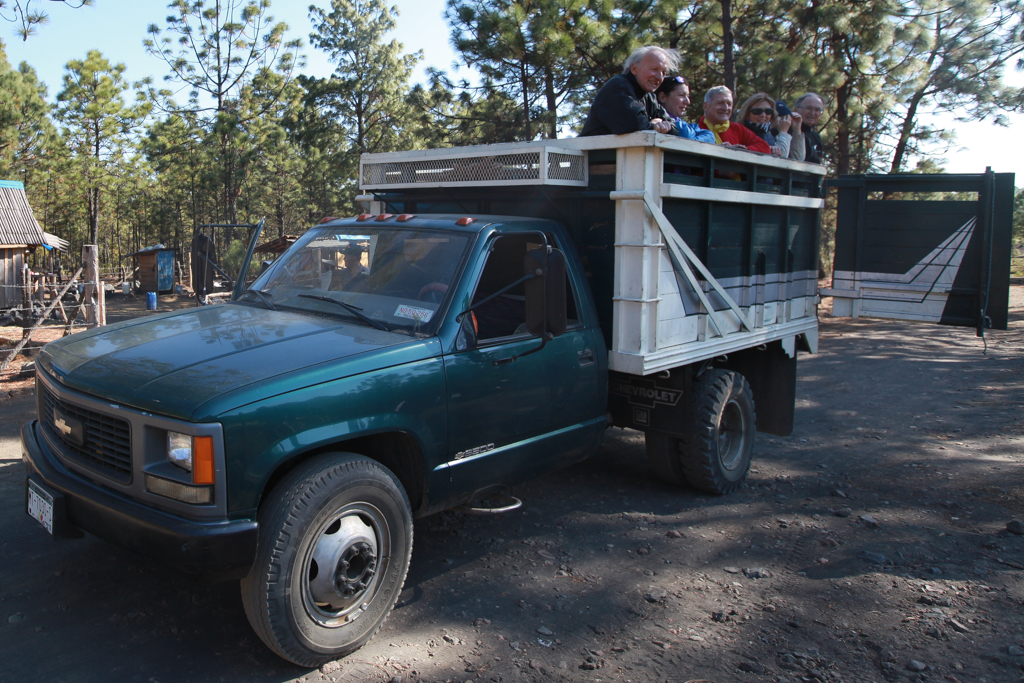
top-left (192, 436), bottom-right (215, 485)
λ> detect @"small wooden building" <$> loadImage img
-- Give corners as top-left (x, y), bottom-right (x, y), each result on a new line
top-left (0, 180), bottom-right (46, 309)
top-left (128, 246), bottom-right (176, 294)
top-left (254, 234), bottom-right (299, 256)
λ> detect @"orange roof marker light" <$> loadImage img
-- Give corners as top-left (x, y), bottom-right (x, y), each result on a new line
top-left (356, 214), bottom-right (374, 221)
top-left (375, 213), bottom-right (394, 221)
top-left (318, 216), bottom-right (338, 224)
top-left (396, 214), bottom-right (417, 222)
top-left (455, 217), bottom-right (476, 226)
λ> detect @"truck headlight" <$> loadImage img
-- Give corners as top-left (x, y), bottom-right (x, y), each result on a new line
top-left (167, 432), bottom-right (215, 485)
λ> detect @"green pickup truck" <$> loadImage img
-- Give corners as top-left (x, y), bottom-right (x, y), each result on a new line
top-left (22, 135), bottom-right (827, 666)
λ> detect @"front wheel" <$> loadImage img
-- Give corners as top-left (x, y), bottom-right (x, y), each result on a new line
top-left (241, 453), bottom-right (413, 667)
top-left (645, 369), bottom-right (755, 495)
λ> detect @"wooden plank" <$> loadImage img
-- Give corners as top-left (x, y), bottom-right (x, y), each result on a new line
top-left (662, 182), bottom-right (824, 209)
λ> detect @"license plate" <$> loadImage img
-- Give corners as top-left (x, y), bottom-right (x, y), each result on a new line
top-left (27, 479), bottom-right (54, 535)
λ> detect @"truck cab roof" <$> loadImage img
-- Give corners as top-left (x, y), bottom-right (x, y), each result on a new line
top-left (319, 214), bottom-right (561, 235)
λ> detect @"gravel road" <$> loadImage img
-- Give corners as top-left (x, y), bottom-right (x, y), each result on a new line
top-left (1, 291), bottom-right (1022, 683)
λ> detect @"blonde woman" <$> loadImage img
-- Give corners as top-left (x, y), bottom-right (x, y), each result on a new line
top-left (735, 93), bottom-right (805, 160)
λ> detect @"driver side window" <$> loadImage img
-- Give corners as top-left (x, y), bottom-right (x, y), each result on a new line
top-left (468, 234), bottom-right (581, 344)
top-left (471, 235), bottom-right (530, 341)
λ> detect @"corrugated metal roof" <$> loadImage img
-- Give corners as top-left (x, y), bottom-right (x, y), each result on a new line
top-left (0, 181), bottom-right (45, 247)
top-left (43, 232), bottom-right (69, 251)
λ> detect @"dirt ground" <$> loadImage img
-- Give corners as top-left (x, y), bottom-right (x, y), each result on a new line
top-left (1, 288), bottom-right (1022, 683)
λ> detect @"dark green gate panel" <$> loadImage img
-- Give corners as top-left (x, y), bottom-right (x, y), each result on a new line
top-left (828, 172), bottom-right (1013, 332)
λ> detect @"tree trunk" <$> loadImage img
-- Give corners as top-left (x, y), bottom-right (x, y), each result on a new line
top-left (834, 77), bottom-right (852, 175)
top-left (720, 0), bottom-right (735, 95)
top-left (521, 61), bottom-right (532, 140)
top-left (890, 87), bottom-right (927, 174)
top-left (544, 66), bottom-right (557, 139)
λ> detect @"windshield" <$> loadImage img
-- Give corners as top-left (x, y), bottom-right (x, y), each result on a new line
top-left (248, 225), bottom-right (471, 336)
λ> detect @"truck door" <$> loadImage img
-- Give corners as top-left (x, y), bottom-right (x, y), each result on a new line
top-left (443, 233), bottom-right (605, 495)
top-left (823, 171), bottom-right (1014, 333)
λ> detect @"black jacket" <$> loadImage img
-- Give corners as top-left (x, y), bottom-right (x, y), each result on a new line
top-left (580, 72), bottom-right (669, 137)
top-left (801, 124), bottom-right (823, 164)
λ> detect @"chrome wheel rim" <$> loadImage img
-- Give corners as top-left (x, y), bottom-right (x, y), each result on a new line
top-left (301, 503), bottom-right (390, 628)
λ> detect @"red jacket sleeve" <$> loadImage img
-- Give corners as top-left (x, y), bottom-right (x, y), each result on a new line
top-left (735, 124), bottom-right (771, 153)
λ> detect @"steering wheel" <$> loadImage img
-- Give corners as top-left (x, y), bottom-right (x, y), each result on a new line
top-left (417, 282), bottom-right (448, 303)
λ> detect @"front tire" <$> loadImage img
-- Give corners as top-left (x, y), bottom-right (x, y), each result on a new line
top-left (241, 453), bottom-right (413, 667)
top-left (645, 369), bottom-right (755, 495)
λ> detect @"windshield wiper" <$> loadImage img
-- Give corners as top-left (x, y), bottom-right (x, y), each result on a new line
top-left (298, 294), bottom-right (390, 331)
top-left (238, 288), bottom-right (277, 310)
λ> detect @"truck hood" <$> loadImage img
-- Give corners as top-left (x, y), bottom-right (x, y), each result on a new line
top-left (37, 303), bottom-right (429, 419)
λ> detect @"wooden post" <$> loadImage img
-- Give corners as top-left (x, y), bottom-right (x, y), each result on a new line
top-left (184, 246), bottom-right (192, 290)
top-left (22, 263), bottom-right (30, 307)
top-left (83, 244), bottom-right (101, 328)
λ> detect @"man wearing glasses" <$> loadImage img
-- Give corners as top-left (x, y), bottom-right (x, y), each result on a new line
top-left (793, 93), bottom-right (826, 163)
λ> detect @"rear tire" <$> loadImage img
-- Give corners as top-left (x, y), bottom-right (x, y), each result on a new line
top-left (645, 369), bottom-right (755, 495)
top-left (241, 453), bottom-right (413, 667)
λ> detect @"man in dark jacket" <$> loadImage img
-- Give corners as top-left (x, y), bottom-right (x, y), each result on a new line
top-left (581, 46), bottom-right (678, 137)
top-left (793, 93), bottom-right (825, 163)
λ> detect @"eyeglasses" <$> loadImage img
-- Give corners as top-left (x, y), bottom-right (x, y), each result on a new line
top-left (799, 106), bottom-right (824, 113)
top-left (749, 107), bottom-right (775, 116)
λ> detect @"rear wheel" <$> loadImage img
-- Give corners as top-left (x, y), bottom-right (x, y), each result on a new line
top-left (645, 369), bottom-right (755, 495)
top-left (241, 453), bottom-right (413, 667)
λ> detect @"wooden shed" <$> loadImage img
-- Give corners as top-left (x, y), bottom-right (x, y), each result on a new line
top-left (127, 246), bottom-right (176, 294)
top-left (0, 180), bottom-right (46, 309)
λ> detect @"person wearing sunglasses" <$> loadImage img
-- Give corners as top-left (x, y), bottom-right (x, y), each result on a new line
top-left (793, 93), bottom-right (825, 163)
top-left (580, 46), bottom-right (677, 137)
top-left (653, 76), bottom-right (715, 143)
top-left (735, 92), bottom-right (804, 160)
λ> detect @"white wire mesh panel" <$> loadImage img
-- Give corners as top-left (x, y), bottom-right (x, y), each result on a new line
top-left (547, 153), bottom-right (586, 182)
top-left (361, 148), bottom-right (587, 188)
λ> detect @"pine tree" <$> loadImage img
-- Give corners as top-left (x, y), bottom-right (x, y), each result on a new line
top-left (55, 50), bottom-right (150, 245)
top-left (0, 41), bottom-right (56, 178)
top-left (887, 0), bottom-right (1024, 172)
top-left (144, 0), bottom-right (300, 224)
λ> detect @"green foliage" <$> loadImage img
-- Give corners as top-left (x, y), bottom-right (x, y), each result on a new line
top-left (1, 0), bottom-right (1022, 279)
top-left (304, 0), bottom-right (422, 210)
top-left (446, 0), bottom-right (614, 139)
top-left (144, 0), bottom-right (301, 224)
top-left (55, 50), bottom-right (150, 244)
top-left (0, 0), bottom-right (94, 42)
top-left (0, 41), bottom-right (56, 177)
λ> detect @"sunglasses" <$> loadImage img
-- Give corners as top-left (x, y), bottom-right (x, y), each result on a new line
top-left (749, 107), bottom-right (775, 115)
top-left (669, 75), bottom-right (686, 84)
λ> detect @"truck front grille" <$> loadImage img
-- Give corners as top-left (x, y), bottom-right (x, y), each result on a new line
top-left (42, 386), bottom-right (132, 483)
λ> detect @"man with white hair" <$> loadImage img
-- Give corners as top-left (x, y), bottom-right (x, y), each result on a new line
top-left (697, 85), bottom-right (770, 153)
top-left (580, 46), bottom-right (677, 137)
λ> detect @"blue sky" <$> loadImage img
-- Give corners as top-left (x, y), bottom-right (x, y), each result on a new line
top-left (2, 0), bottom-right (1021, 181)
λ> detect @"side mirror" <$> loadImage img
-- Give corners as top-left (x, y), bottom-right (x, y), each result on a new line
top-left (524, 247), bottom-right (567, 338)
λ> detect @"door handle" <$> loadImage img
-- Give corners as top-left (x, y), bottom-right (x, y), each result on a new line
top-left (578, 349), bottom-right (595, 367)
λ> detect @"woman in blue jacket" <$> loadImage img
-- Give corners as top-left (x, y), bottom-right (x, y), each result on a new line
top-left (654, 76), bottom-right (715, 143)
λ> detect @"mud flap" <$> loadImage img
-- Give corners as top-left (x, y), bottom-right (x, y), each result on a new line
top-left (717, 340), bottom-right (797, 437)
top-left (607, 369), bottom-right (693, 437)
